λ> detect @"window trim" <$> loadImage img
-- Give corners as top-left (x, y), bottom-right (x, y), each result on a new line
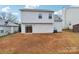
top-left (49, 14), bottom-right (52, 19)
top-left (38, 14), bottom-right (42, 19)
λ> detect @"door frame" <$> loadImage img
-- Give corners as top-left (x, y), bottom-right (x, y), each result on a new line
top-left (25, 26), bottom-right (32, 33)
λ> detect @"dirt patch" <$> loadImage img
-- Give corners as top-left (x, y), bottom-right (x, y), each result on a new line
top-left (0, 32), bottom-right (79, 54)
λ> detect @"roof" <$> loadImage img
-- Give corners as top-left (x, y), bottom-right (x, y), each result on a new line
top-left (22, 22), bottom-right (53, 24)
top-left (0, 19), bottom-right (19, 27)
top-left (20, 9), bottom-right (54, 12)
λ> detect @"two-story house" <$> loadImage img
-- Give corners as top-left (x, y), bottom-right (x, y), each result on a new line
top-left (20, 9), bottom-right (54, 33)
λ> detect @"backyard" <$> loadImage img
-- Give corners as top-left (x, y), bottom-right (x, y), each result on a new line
top-left (0, 31), bottom-right (79, 54)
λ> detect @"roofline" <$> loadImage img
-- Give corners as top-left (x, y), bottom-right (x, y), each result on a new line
top-left (20, 9), bottom-right (54, 12)
top-left (0, 25), bottom-right (18, 27)
top-left (21, 23), bottom-right (53, 24)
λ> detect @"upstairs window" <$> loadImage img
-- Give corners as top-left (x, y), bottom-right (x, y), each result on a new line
top-left (38, 14), bottom-right (42, 19)
top-left (49, 14), bottom-right (52, 19)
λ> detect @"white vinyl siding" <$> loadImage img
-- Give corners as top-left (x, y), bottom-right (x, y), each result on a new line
top-left (21, 23), bottom-right (54, 33)
top-left (21, 11), bottom-right (54, 23)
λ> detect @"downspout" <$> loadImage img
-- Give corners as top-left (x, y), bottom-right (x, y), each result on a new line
top-left (65, 8), bottom-right (67, 29)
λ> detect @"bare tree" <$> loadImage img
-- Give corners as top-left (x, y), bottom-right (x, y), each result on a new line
top-left (0, 12), bottom-right (17, 23)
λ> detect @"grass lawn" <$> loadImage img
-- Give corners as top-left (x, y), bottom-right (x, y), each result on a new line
top-left (0, 31), bottom-right (79, 54)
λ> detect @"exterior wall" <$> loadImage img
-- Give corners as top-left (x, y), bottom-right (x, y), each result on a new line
top-left (21, 23), bottom-right (54, 33)
top-left (13, 27), bottom-right (19, 32)
top-left (21, 11), bottom-right (54, 23)
top-left (0, 26), bottom-right (7, 36)
top-left (33, 24), bottom-right (53, 33)
top-left (61, 9), bottom-right (66, 29)
top-left (61, 7), bottom-right (79, 29)
top-left (0, 26), bottom-right (19, 36)
top-left (54, 22), bottom-right (62, 32)
top-left (0, 26), bottom-right (11, 36)
top-left (6, 27), bottom-right (11, 34)
top-left (10, 27), bottom-right (14, 33)
top-left (10, 27), bottom-right (19, 33)
top-left (21, 24), bottom-right (26, 33)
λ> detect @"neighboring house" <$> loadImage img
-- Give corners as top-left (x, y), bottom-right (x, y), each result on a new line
top-left (0, 19), bottom-right (19, 36)
top-left (20, 9), bottom-right (62, 33)
top-left (64, 7), bottom-right (79, 29)
top-left (54, 15), bottom-right (62, 32)
top-left (55, 7), bottom-right (79, 29)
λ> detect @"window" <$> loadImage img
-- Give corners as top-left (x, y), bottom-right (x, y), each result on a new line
top-left (0, 30), bottom-right (4, 33)
top-left (5, 21), bottom-right (8, 24)
top-left (54, 20), bottom-right (62, 22)
top-left (49, 14), bottom-right (52, 19)
top-left (38, 14), bottom-right (42, 19)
